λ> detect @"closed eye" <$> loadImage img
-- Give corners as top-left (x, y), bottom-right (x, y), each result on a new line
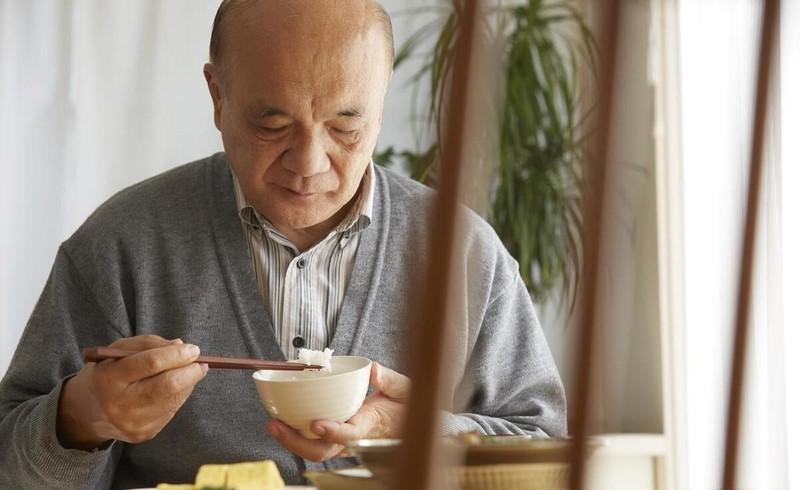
top-left (260, 126), bottom-right (289, 134)
top-left (332, 128), bottom-right (360, 144)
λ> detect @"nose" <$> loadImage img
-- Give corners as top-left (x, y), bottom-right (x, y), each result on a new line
top-left (281, 128), bottom-right (330, 178)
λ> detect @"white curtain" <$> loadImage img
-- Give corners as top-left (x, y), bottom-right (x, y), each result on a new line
top-left (0, 0), bottom-right (225, 375)
top-left (780, 2), bottom-right (800, 487)
top-left (672, 0), bottom-right (798, 488)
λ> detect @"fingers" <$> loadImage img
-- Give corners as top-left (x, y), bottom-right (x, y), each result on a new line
top-left (309, 416), bottom-right (370, 445)
top-left (370, 362), bottom-right (412, 401)
top-left (69, 335), bottom-right (206, 446)
top-left (105, 343), bottom-right (201, 384)
top-left (137, 362), bottom-right (209, 407)
top-left (108, 334), bottom-right (182, 351)
top-left (101, 362), bottom-right (208, 443)
top-left (114, 385), bottom-right (195, 443)
top-left (311, 393), bottom-right (404, 443)
top-left (266, 420), bottom-right (343, 462)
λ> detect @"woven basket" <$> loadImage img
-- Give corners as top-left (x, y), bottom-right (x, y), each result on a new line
top-left (448, 463), bottom-right (570, 490)
top-left (307, 463), bottom-right (569, 490)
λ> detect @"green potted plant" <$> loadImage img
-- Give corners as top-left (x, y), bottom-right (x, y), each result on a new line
top-left (376, 0), bottom-right (596, 308)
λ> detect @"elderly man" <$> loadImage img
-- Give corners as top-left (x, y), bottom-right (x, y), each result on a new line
top-left (0, 0), bottom-right (565, 487)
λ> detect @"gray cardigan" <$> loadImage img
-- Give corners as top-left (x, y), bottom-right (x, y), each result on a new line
top-left (0, 153), bottom-right (566, 488)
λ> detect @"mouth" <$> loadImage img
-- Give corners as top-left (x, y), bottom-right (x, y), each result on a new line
top-left (277, 185), bottom-right (318, 198)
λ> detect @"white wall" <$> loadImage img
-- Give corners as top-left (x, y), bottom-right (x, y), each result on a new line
top-left (0, 0), bottom-right (427, 376)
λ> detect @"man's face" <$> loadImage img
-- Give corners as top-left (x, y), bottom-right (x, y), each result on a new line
top-left (206, 1), bottom-right (390, 232)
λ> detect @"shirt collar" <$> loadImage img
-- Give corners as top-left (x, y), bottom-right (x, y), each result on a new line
top-left (231, 162), bottom-right (375, 235)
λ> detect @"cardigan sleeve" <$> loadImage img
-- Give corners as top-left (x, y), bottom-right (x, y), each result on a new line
top-left (0, 247), bottom-right (124, 489)
top-left (445, 266), bottom-right (567, 438)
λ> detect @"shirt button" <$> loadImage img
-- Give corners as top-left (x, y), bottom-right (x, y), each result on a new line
top-left (297, 258), bottom-right (307, 269)
top-left (292, 336), bottom-right (305, 348)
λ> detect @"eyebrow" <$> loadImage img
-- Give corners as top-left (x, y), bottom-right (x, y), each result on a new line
top-left (255, 106), bottom-right (365, 119)
top-left (337, 108), bottom-right (364, 118)
top-left (258, 107), bottom-right (287, 118)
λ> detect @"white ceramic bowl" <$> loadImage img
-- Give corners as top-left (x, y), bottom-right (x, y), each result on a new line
top-left (253, 356), bottom-right (372, 438)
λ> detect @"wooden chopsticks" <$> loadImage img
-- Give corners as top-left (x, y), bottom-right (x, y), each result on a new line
top-left (82, 346), bottom-right (322, 371)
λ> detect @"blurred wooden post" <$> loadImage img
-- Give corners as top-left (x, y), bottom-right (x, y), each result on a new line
top-left (568, 1), bottom-right (623, 489)
top-left (721, 1), bottom-right (779, 488)
top-left (392, 1), bottom-right (481, 489)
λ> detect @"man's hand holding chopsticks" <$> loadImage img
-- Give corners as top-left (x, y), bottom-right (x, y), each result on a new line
top-left (56, 335), bottom-right (208, 450)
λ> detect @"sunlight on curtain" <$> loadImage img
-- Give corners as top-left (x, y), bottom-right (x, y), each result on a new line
top-left (780, 1), bottom-right (799, 486)
top-left (679, 0), bottom-right (756, 485)
top-left (676, 0), bottom-right (797, 488)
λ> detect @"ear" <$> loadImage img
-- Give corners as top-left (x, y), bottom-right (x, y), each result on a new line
top-left (203, 63), bottom-right (223, 131)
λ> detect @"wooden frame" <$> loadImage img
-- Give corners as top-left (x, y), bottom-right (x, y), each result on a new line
top-left (393, 1), bottom-right (482, 489)
top-left (722, 1), bottom-right (780, 488)
top-left (391, 0), bottom-right (780, 488)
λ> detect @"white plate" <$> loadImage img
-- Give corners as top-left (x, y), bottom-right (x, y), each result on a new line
top-left (333, 467), bottom-right (372, 478)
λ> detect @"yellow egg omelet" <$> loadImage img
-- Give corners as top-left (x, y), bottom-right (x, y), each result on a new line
top-left (156, 459), bottom-right (284, 490)
top-left (226, 460), bottom-right (285, 490)
top-left (195, 463), bottom-right (230, 489)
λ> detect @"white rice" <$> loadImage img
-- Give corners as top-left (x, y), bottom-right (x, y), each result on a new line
top-left (297, 347), bottom-right (334, 372)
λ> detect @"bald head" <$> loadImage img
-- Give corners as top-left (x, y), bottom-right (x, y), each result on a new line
top-left (209, 0), bottom-right (394, 80)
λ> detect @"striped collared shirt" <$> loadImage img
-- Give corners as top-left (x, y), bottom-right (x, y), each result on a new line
top-left (231, 166), bottom-right (374, 359)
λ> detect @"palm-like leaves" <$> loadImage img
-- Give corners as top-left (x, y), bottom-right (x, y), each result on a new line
top-left (377, 0), bottom-right (596, 308)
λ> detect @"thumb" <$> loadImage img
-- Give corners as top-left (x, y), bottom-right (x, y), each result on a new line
top-left (108, 334), bottom-right (182, 352)
top-left (371, 362), bottom-right (411, 401)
